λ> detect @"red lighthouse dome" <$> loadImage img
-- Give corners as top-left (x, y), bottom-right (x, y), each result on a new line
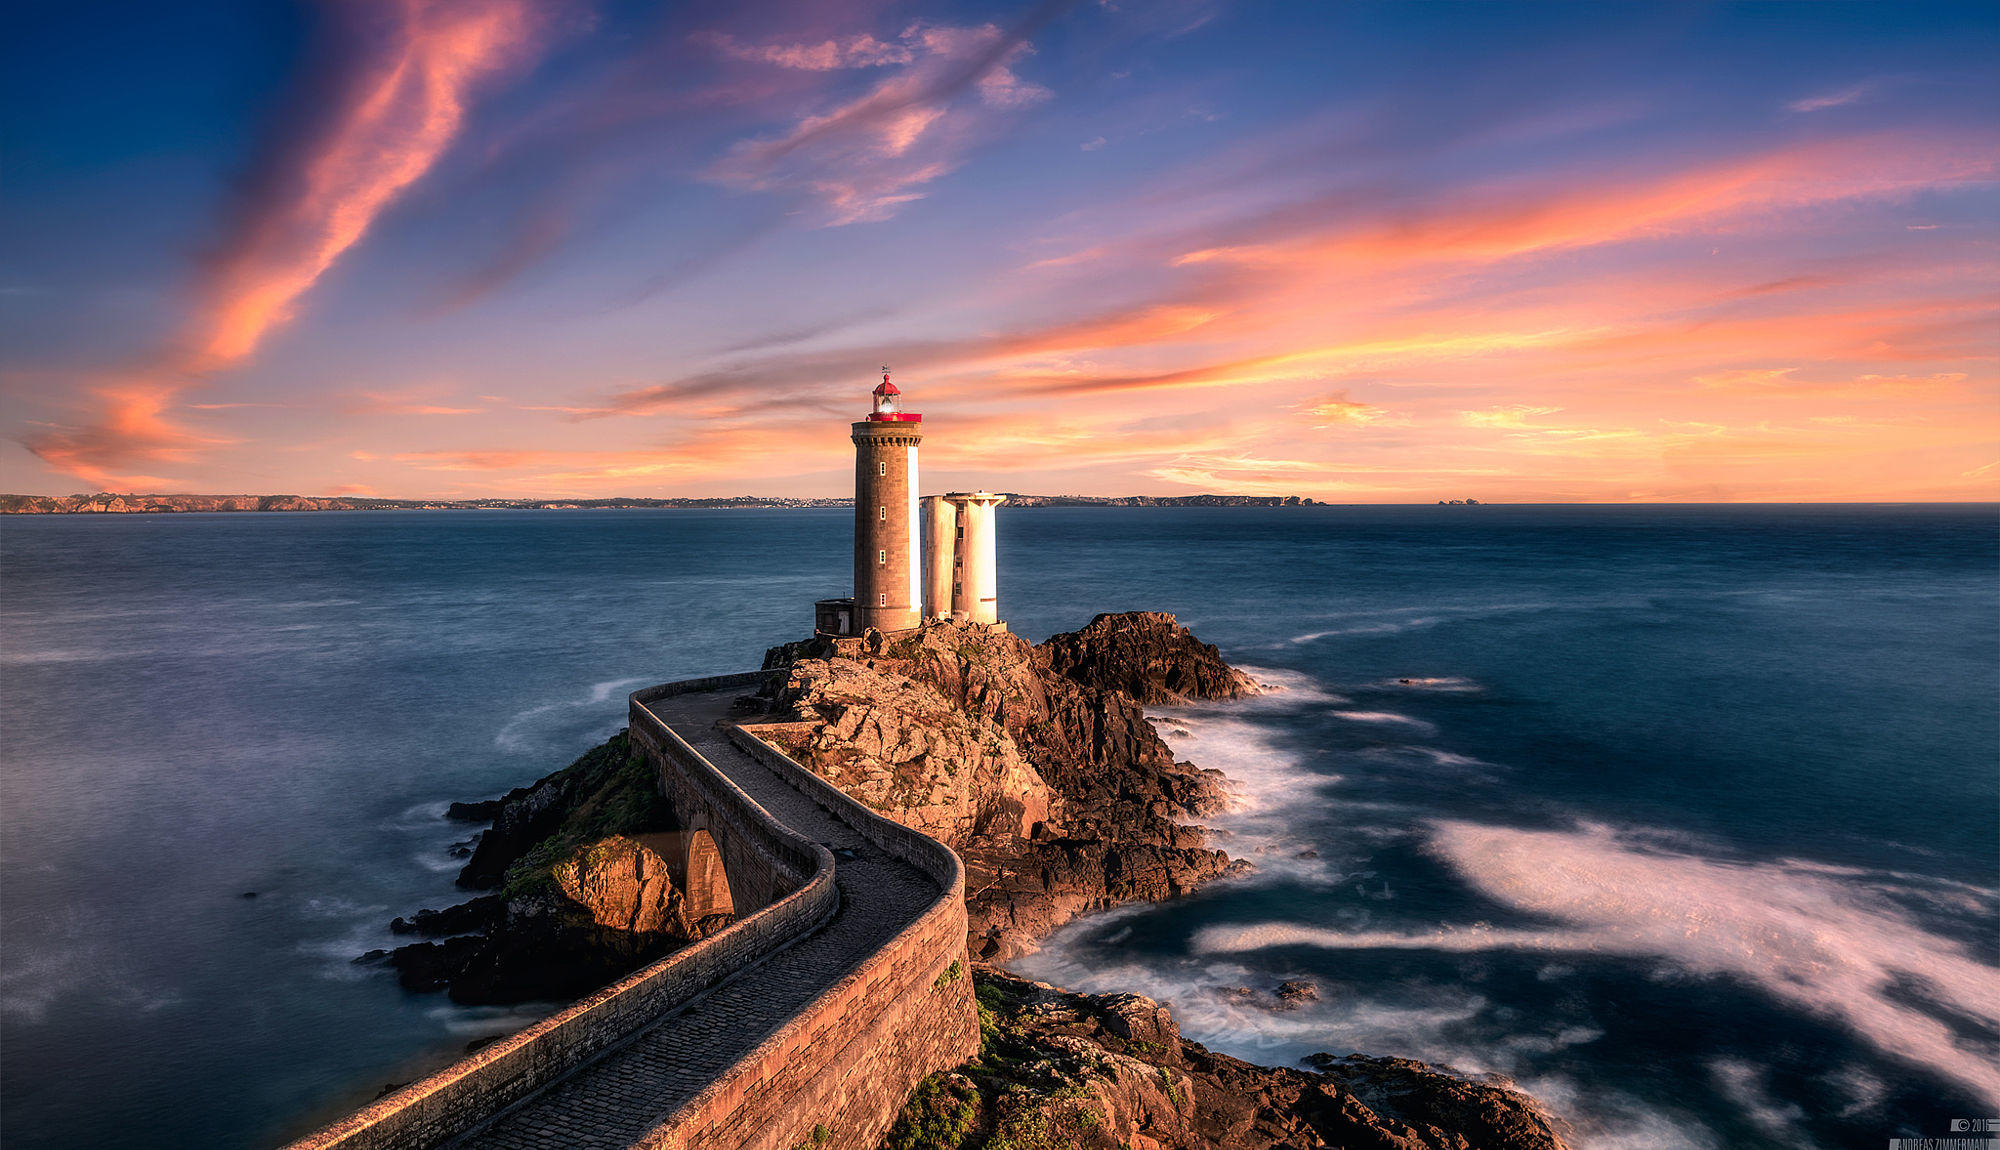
top-left (869, 368), bottom-right (920, 422)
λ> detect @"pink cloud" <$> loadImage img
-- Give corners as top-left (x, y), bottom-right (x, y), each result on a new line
top-left (704, 11), bottom-right (1060, 224)
top-left (20, 0), bottom-right (553, 487)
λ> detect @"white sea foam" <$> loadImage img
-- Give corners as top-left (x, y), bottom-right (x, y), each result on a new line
top-left (1709, 1058), bottom-right (1812, 1148)
top-left (1287, 602), bottom-right (1563, 646)
top-left (1193, 818), bottom-right (2000, 1108)
top-left (1331, 710), bottom-right (1438, 733)
top-left (1147, 669), bottom-right (1353, 885)
top-left (495, 676), bottom-right (648, 752)
top-left (1373, 675), bottom-right (1483, 692)
top-left (1516, 1075), bottom-right (1723, 1150)
top-left (426, 1001), bottom-right (558, 1037)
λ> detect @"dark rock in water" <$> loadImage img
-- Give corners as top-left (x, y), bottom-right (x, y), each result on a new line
top-left (1036, 611), bottom-right (1261, 704)
top-left (389, 891), bottom-right (688, 1005)
top-left (446, 799), bottom-right (503, 823)
top-left (389, 895), bottom-right (504, 937)
top-left (1275, 979), bottom-right (1320, 1008)
top-left (354, 949), bottom-right (388, 964)
top-left (239, 891), bottom-right (258, 899)
top-left (392, 935), bottom-right (487, 994)
top-left (1305, 1053), bottom-right (1566, 1149)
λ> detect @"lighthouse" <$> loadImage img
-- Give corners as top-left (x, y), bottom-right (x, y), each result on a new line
top-left (848, 370), bottom-right (923, 633)
top-left (815, 370), bottom-right (1004, 638)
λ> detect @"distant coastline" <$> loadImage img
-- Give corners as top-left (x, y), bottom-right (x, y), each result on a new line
top-left (0, 492), bottom-right (1323, 514)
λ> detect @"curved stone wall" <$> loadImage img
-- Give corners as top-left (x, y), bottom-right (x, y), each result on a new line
top-left (625, 724), bottom-right (978, 1150)
top-left (282, 672), bottom-right (978, 1150)
top-left (281, 674), bottom-right (837, 1150)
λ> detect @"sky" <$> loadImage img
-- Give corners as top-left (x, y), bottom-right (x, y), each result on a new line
top-left (1, 0), bottom-right (1995, 502)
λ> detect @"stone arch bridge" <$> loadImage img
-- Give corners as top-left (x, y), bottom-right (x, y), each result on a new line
top-left (283, 671), bottom-right (979, 1150)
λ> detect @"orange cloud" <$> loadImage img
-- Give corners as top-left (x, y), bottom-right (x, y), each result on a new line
top-left (347, 391), bottom-right (487, 416)
top-left (22, 382), bottom-right (235, 488)
top-left (1302, 392), bottom-right (1391, 427)
top-left (1173, 134), bottom-right (1995, 276)
top-left (200, 0), bottom-right (542, 365)
top-left (21, 0), bottom-right (547, 489)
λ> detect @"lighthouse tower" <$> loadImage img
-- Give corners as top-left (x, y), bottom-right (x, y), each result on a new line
top-left (849, 370), bottom-right (923, 633)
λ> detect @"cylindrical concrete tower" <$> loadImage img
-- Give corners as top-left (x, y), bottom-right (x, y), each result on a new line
top-left (852, 371), bottom-right (923, 633)
top-left (947, 491), bottom-right (1006, 624)
top-left (921, 495), bottom-right (957, 622)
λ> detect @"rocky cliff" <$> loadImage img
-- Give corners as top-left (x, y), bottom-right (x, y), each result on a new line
top-left (369, 733), bottom-right (721, 1004)
top-left (757, 613), bottom-right (1255, 961)
top-left (881, 969), bottom-right (1567, 1150)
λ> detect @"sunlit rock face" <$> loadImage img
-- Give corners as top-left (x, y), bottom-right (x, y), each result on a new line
top-left (553, 834), bottom-right (686, 935)
top-left (384, 735), bottom-right (723, 1005)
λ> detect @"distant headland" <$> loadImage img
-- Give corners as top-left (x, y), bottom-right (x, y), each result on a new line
top-left (0, 492), bottom-right (1323, 514)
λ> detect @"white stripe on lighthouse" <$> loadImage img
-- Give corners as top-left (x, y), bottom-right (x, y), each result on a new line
top-left (906, 445), bottom-right (921, 610)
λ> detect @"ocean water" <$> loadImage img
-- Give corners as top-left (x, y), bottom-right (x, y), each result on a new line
top-left (1, 505), bottom-right (1994, 1149)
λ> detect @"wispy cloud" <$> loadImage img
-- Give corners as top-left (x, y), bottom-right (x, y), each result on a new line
top-left (697, 30), bottom-right (918, 72)
top-left (21, 0), bottom-right (552, 486)
top-left (1789, 81), bottom-right (1875, 114)
top-left (19, 382), bottom-right (236, 489)
top-left (704, 5), bottom-right (1067, 223)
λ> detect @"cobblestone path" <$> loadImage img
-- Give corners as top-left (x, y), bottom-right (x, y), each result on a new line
top-left (447, 688), bottom-right (940, 1150)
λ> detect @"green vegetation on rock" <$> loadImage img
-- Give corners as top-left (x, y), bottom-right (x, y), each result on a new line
top-left (500, 734), bottom-right (676, 899)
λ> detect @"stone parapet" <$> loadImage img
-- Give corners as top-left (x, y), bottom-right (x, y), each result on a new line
top-left (627, 724), bottom-right (976, 1150)
top-left (279, 672), bottom-right (837, 1150)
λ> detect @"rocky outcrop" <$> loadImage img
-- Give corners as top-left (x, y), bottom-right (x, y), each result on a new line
top-left (880, 970), bottom-right (1569, 1150)
top-left (553, 834), bottom-right (684, 934)
top-left (759, 614), bottom-right (1253, 961)
top-left (754, 655), bottom-right (1055, 846)
top-left (1037, 611), bottom-right (1260, 704)
top-left (374, 733), bottom-right (721, 1004)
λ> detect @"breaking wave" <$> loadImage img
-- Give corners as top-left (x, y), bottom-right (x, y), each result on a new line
top-left (1193, 818), bottom-right (2000, 1107)
top-left (494, 676), bottom-right (647, 753)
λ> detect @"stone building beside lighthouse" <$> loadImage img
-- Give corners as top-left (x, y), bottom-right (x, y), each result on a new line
top-left (816, 372), bottom-right (1004, 637)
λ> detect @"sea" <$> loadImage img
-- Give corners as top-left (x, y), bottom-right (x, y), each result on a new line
top-left (1, 505), bottom-right (1994, 1150)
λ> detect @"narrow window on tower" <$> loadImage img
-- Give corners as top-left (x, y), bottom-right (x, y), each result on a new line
top-left (879, 549), bottom-right (887, 564)
top-left (879, 505), bottom-right (886, 521)
top-left (879, 593), bottom-right (887, 606)
top-left (878, 461), bottom-right (886, 476)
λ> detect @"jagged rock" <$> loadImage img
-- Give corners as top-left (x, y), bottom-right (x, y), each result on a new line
top-left (884, 970), bottom-right (1569, 1150)
top-left (1036, 612), bottom-right (1261, 704)
top-left (1305, 1054), bottom-right (1568, 1150)
top-left (1275, 979), bottom-right (1320, 1008)
top-left (761, 614), bottom-right (1252, 960)
top-left (446, 799), bottom-right (502, 822)
top-left (1097, 992), bottom-right (1183, 1064)
top-left (762, 625), bottom-right (1058, 847)
top-left (389, 895), bottom-right (504, 937)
